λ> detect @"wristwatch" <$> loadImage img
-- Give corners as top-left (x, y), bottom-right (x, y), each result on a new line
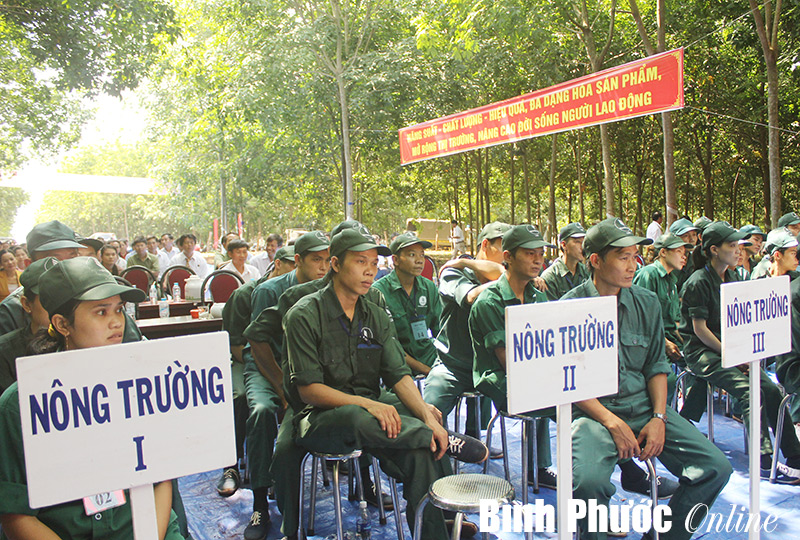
top-left (652, 412), bottom-right (667, 425)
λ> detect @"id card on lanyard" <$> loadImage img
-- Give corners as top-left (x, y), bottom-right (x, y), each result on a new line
top-left (83, 490), bottom-right (126, 515)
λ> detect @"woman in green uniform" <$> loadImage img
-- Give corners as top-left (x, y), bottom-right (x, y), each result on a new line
top-left (0, 257), bottom-right (184, 540)
top-left (679, 221), bottom-right (800, 481)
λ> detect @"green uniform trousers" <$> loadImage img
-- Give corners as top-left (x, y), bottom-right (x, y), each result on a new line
top-left (476, 378), bottom-right (553, 469)
top-left (424, 360), bottom-right (491, 436)
top-left (243, 352), bottom-right (282, 490)
top-left (231, 359), bottom-right (247, 462)
top-left (572, 407), bottom-right (731, 540)
top-left (670, 359), bottom-right (708, 423)
top-left (775, 355), bottom-right (800, 423)
top-left (690, 351), bottom-right (800, 457)
top-left (295, 392), bottom-right (451, 540)
top-left (271, 407), bottom-right (304, 537)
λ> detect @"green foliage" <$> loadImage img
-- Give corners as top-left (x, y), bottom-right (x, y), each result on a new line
top-left (0, 187), bottom-right (30, 236)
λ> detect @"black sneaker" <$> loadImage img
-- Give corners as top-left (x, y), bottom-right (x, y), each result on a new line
top-left (489, 446), bottom-right (504, 459)
top-left (215, 467), bottom-right (240, 497)
top-left (362, 476), bottom-right (394, 511)
top-left (528, 468), bottom-right (557, 490)
top-left (773, 462), bottom-right (800, 485)
top-left (621, 471), bottom-right (678, 499)
top-left (243, 510), bottom-right (271, 540)
top-left (445, 430), bottom-right (489, 463)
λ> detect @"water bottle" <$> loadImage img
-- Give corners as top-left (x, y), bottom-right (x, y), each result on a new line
top-left (172, 282), bottom-right (181, 302)
top-left (355, 500), bottom-right (370, 539)
top-left (158, 298), bottom-right (169, 318)
top-left (125, 302), bottom-right (136, 320)
top-left (149, 282), bottom-right (158, 304)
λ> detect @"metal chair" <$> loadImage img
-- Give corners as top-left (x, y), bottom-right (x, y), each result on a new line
top-left (200, 269), bottom-right (244, 305)
top-left (161, 265), bottom-right (195, 300)
top-left (770, 392), bottom-right (796, 483)
top-left (483, 410), bottom-right (540, 498)
top-left (413, 473), bottom-right (514, 540)
top-left (121, 265), bottom-right (158, 293)
top-left (298, 450), bottom-right (403, 540)
top-left (453, 391), bottom-right (482, 474)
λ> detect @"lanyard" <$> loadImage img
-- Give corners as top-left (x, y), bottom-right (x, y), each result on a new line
top-left (402, 282), bottom-right (421, 318)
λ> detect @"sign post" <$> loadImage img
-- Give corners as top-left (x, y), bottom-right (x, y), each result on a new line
top-left (506, 296), bottom-right (618, 540)
top-left (720, 276), bottom-right (791, 540)
top-left (16, 332), bottom-right (236, 539)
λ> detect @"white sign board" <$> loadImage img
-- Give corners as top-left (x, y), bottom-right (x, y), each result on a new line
top-left (505, 296), bottom-right (618, 415)
top-left (16, 332), bottom-right (236, 509)
top-left (720, 276), bottom-right (791, 368)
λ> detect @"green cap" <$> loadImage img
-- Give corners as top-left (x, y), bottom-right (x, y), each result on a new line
top-left (389, 232), bottom-right (432, 254)
top-left (701, 221), bottom-right (751, 251)
top-left (502, 224), bottom-right (555, 251)
top-left (653, 233), bottom-right (693, 251)
top-left (39, 257), bottom-right (146, 317)
top-left (330, 228), bottom-right (391, 259)
top-left (583, 217), bottom-right (652, 256)
top-left (331, 220), bottom-right (369, 238)
top-left (477, 222), bottom-right (512, 245)
top-left (738, 224), bottom-right (766, 240)
top-left (693, 216), bottom-right (713, 231)
top-left (668, 218), bottom-right (699, 237)
top-left (19, 257), bottom-right (59, 296)
top-left (26, 220), bottom-right (84, 254)
top-left (764, 227), bottom-right (799, 255)
top-left (777, 212), bottom-right (800, 228)
top-left (275, 245), bottom-right (295, 262)
top-left (294, 231), bottom-right (330, 256)
top-left (558, 222), bottom-right (586, 243)
top-left (76, 234), bottom-right (104, 253)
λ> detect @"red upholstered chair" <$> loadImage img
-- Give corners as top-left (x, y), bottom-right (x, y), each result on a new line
top-left (161, 265), bottom-right (195, 300)
top-left (121, 266), bottom-right (157, 294)
top-left (421, 255), bottom-right (437, 285)
top-left (200, 269), bottom-right (244, 305)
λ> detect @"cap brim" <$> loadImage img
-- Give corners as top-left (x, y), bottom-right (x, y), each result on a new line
top-left (674, 227), bottom-right (699, 236)
top-left (348, 243), bottom-right (392, 256)
top-left (518, 240), bottom-right (557, 250)
top-left (609, 236), bottom-right (653, 248)
top-left (79, 238), bottom-right (104, 251)
top-left (35, 239), bottom-right (84, 252)
top-left (395, 239), bottom-right (433, 253)
top-left (76, 282), bottom-right (147, 304)
top-left (304, 245), bottom-right (330, 253)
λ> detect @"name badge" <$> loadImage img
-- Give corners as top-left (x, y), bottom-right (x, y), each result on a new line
top-left (83, 490), bottom-right (126, 515)
top-left (410, 319), bottom-right (431, 341)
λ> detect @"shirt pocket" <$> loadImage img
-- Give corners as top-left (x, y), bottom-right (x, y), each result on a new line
top-left (355, 344), bottom-right (382, 384)
top-left (320, 348), bottom-right (349, 387)
top-left (618, 331), bottom-right (650, 373)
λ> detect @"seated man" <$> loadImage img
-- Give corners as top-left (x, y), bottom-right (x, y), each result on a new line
top-left (540, 222), bottom-right (590, 301)
top-left (469, 224), bottom-right (557, 487)
top-left (563, 218), bottom-right (731, 540)
top-left (284, 228), bottom-right (485, 540)
top-left (268, 245), bottom-right (295, 279)
top-left (126, 236), bottom-right (160, 275)
top-left (371, 232), bottom-right (442, 376)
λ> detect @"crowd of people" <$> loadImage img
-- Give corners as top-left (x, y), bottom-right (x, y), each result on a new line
top-left (1, 210), bottom-right (800, 540)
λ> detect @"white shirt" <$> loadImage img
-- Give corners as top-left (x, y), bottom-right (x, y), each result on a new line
top-left (158, 246), bottom-right (181, 276)
top-left (221, 261), bottom-right (261, 282)
top-left (646, 221), bottom-right (663, 242)
top-left (169, 251), bottom-right (210, 279)
top-left (451, 225), bottom-right (465, 244)
top-left (250, 251), bottom-right (275, 277)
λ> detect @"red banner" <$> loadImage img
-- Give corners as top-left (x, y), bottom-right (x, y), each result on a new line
top-left (399, 49), bottom-right (684, 165)
top-left (213, 219), bottom-right (219, 250)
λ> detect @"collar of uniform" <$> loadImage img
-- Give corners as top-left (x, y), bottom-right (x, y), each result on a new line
top-left (704, 265), bottom-right (738, 286)
top-left (496, 272), bottom-right (538, 303)
top-left (382, 270), bottom-right (404, 292)
top-left (320, 280), bottom-right (368, 322)
top-left (571, 277), bottom-right (635, 309)
top-left (553, 257), bottom-right (571, 277)
top-left (651, 259), bottom-right (668, 278)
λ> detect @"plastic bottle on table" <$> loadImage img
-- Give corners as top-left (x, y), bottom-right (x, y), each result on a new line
top-left (172, 282), bottom-right (181, 302)
top-left (149, 282), bottom-right (158, 304)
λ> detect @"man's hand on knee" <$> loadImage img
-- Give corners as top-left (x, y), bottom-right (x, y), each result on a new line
top-left (428, 421), bottom-right (449, 460)
top-left (365, 400), bottom-right (402, 438)
top-left (636, 419), bottom-right (665, 461)
top-left (604, 416), bottom-right (641, 460)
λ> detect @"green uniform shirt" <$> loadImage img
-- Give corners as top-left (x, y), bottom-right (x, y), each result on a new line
top-left (214, 250), bottom-right (230, 268)
top-left (437, 267), bottom-right (481, 370)
top-left (673, 247), bottom-right (697, 292)
top-left (284, 282), bottom-right (411, 415)
top-left (563, 280), bottom-right (671, 414)
top-left (469, 273), bottom-right (547, 393)
top-left (0, 326), bottom-right (30, 395)
top-left (679, 265), bottom-right (739, 364)
top-left (633, 260), bottom-right (681, 344)
top-left (0, 288), bottom-right (26, 337)
top-left (250, 270), bottom-right (298, 322)
top-left (0, 383), bottom-right (182, 540)
top-left (221, 273), bottom-right (270, 347)
top-left (371, 271), bottom-right (442, 369)
top-left (774, 275), bottom-right (800, 392)
top-left (126, 252), bottom-right (159, 275)
top-left (540, 257), bottom-right (590, 301)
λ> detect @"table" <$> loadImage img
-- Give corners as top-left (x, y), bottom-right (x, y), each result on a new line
top-left (137, 301), bottom-right (199, 319)
top-left (136, 315), bottom-right (223, 340)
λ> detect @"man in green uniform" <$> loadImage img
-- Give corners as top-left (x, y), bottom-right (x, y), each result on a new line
top-left (0, 258), bottom-right (56, 395)
top-left (269, 245), bottom-right (296, 279)
top-left (749, 227), bottom-right (799, 281)
top-left (564, 218), bottom-right (732, 540)
top-left (237, 231), bottom-right (330, 539)
top-left (469, 224), bottom-right (557, 487)
top-left (371, 232), bottom-right (442, 376)
top-left (775, 275), bottom-right (800, 423)
top-left (778, 211), bottom-right (800, 237)
top-left (668, 218), bottom-right (700, 292)
top-left (424, 222), bottom-right (509, 446)
top-left (540, 222), bottom-right (590, 301)
top-left (126, 236), bottom-right (160, 275)
top-left (284, 228), bottom-right (485, 540)
top-left (633, 233), bottom-right (707, 423)
top-left (736, 224), bottom-right (766, 280)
